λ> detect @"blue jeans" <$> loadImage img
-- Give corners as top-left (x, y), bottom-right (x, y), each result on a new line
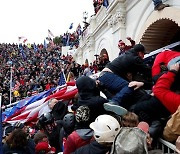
top-left (98, 72), bottom-right (133, 105)
top-left (152, 0), bottom-right (162, 7)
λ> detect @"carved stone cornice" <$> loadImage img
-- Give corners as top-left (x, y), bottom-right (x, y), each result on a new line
top-left (107, 9), bottom-right (126, 28)
top-left (108, 17), bottom-right (114, 27)
top-left (115, 10), bottom-right (126, 26)
top-left (86, 36), bottom-right (95, 49)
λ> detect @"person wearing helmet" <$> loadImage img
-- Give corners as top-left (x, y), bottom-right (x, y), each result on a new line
top-left (64, 106), bottom-right (93, 154)
top-left (38, 112), bottom-right (55, 133)
top-left (38, 112), bottom-right (62, 153)
top-left (59, 112), bottom-right (76, 152)
top-left (74, 114), bottom-right (120, 154)
top-left (118, 37), bottom-right (135, 56)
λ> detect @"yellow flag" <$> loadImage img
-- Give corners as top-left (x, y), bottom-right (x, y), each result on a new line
top-left (66, 72), bottom-right (71, 82)
top-left (27, 43), bottom-right (31, 49)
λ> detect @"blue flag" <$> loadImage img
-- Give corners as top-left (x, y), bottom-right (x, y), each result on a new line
top-left (69, 23), bottom-right (73, 29)
top-left (0, 106), bottom-right (2, 154)
top-left (103, 0), bottom-right (109, 8)
top-left (19, 45), bottom-right (26, 60)
top-left (58, 71), bottom-right (66, 86)
top-left (33, 43), bottom-right (38, 52)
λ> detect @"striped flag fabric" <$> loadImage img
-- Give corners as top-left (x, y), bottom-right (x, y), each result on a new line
top-left (23, 38), bottom-right (28, 43)
top-left (12, 81), bottom-right (21, 92)
top-left (18, 36), bottom-right (28, 43)
top-left (2, 89), bottom-right (53, 122)
top-left (2, 82), bottom-right (78, 126)
top-left (48, 29), bottom-right (54, 38)
top-left (31, 91), bottom-right (38, 96)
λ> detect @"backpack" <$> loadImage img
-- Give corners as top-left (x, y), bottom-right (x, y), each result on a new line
top-left (110, 127), bottom-right (148, 154)
top-left (163, 106), bottom-right (180, 142)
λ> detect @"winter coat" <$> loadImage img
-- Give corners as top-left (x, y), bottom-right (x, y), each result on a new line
top-left (153, 71), bottom-right (180, 113)
top-left (73, 140), bottom-right (111, 154)
top-left (152, 50), bottom-right (180, 82)
top-left (118, 39), bottom-right (135, 56)
top-left (64, 129), bottom-right (93, 154)
top-left (51, 101), bottom-right (68, 120)
top-left (106, 49), bottom-right (151, 82)
top-left (75, 76), bottom-right (108, 122)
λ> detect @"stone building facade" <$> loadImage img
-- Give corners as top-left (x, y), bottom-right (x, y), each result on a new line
top-left (73, 0), bottom-right (180, 64)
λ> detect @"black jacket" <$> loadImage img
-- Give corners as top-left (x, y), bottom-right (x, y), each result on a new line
top-left (51, 101), bottom-right (68, 121)
top-left (74, 140), bottom-right (111, 154)
top-left (75, 76), bottom-right (108, 122)
top-left (106, 49), bottom-right (151, 82)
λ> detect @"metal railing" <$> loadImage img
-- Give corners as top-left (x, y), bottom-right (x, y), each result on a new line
top-left (158, 138), bottom-right (177, 153)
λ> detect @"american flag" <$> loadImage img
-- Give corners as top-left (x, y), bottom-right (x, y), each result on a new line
top-left (31, 91), bottom-right (38, 96)
top-left (18, 36), bottom-right (28, 43)
top-left (12, 81), bottom-right (21, 92)
top-left (2, 82), bottom-right (78, 126)
top-left (23, 39), bottom-right (28, 43)
top-left (48, 29), bottom-right (54, 38)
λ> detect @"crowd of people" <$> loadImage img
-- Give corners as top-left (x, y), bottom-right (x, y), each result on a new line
top-left (0, 43), bottom-right (67, 106)
top-left (2, 41), bottom-right (180, 153)
top-left (0, 42), bottom-right (110, 107)
top-left (2, 1), bottom-right (180, 154)
top-left (58, 24), bottom-right (82, 49)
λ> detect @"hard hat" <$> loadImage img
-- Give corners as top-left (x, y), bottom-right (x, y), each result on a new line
top-left (90, 114), bottom-right (120, 143)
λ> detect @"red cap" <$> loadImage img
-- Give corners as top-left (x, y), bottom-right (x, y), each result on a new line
top-left (118, 41), bottom-right (125, 47)
top-left (137, 122), bottom-right (149, 133)
top-left (35, 142), bottom-right (56, 153)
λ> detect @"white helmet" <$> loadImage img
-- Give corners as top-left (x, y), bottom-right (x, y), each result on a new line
top-left (90, 114), bottom-right (120, 143)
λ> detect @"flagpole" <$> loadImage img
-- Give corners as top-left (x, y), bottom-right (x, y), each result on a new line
top-left (0, 93), bottom-right (2, 108)
top-left (63, 71), bottom-right (67, 83)
top-left (0, 93), bottom-right (2, 154)
top-left (10, 65), bottom-right (12, 105)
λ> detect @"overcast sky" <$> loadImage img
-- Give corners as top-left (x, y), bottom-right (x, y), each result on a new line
top-left (0, 0), bottom-right (94, 44)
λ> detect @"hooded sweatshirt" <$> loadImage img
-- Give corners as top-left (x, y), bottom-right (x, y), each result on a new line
top-left (63, 129), bottom-right (93, 154)
top-left (75, 76), bottom-right (108, 122)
